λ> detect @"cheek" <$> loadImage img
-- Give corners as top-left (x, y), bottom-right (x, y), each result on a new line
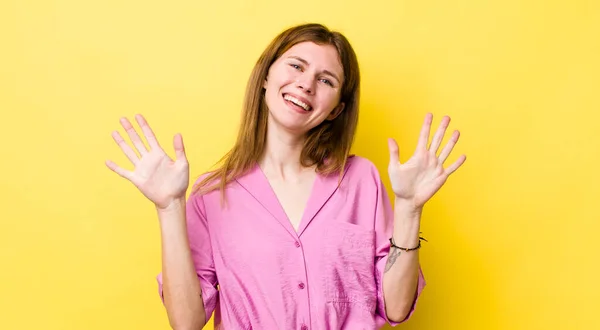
top-left (265, 74), bottom-right (285, 95)
top-left (318, 91), bottom-right (341, 110)
top-left (270, 65), bottom-right (294, 82)
top-left (264, 81), bottom-right (284, 110)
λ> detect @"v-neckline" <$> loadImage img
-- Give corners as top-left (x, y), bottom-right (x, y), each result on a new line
top-left (257, 164), bottom-right (318, 233)
top-left (235, 162), bottom-right (350, 238)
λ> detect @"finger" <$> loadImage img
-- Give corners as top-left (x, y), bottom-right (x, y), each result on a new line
top-left (105, 159), bottom-right (133, 181)
top-left (444, 154), bottom-right (466, 176)
top-left (135, 114), bottom-right (161, 150)
top-left (387, 138), bottom-right (400, 165)
top-left (173, 133), bottom-right (187, 162)
top-left (112, 131), bottom-right (140, 165)
top-left (429, 116), bottom-right (450, 155)
top-left (438, 130), bottom-right (460, 164)
top-left (416, 113), bottom-right (433, 151)
top-left (120, 117), bottom-right (148, 156)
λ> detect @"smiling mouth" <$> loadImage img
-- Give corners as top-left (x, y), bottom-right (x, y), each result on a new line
top-left (283, 94), bottom-right (312, 111)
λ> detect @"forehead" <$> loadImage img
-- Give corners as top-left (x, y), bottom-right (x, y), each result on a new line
top-left (279, 42), bottom-right (343, 75)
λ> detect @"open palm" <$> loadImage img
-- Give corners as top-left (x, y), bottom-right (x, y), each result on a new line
top-left (105, 114), bottom-right (189, 210)
top-left (387, 113), bottom-right (466, 208)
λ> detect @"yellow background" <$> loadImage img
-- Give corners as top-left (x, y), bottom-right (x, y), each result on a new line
top-left (1, 0), bottom-right (598, 329)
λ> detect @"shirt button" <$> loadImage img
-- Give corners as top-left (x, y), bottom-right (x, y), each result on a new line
top-left (298, 282), bottom-right (305, 289)
top-left (295, 241), bottom-right (300, 247)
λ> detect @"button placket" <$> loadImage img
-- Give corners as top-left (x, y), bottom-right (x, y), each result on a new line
top-left (294, 237), bottom-right (309, 329)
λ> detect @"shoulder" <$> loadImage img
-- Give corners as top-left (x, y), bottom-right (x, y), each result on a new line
top-left (345, 155), bottom-right (384, 183)
top-left (341, 155), bottom-right (390, 207)
top-left (187, 171), bottom-right (222, 202)
top-left (191, 171), bottom-right (219, 189)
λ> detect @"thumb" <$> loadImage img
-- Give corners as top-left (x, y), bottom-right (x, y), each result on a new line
top-left (173, 133), bottom-right (187, 162)
top-left (388, 138), bottom-right (400, 165)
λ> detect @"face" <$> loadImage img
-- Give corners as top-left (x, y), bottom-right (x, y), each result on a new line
top-left (263, 41), bottom-right (345, 136)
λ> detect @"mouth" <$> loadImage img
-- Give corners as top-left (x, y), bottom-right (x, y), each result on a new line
top-left (283, 93), bottom-right (313, 112)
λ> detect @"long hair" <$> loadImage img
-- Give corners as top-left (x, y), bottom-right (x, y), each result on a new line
top-left (192, 23), bottom-right (361, 198)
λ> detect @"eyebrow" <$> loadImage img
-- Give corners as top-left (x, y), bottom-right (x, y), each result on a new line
top-left (288, 56), bottom-right (342, 84)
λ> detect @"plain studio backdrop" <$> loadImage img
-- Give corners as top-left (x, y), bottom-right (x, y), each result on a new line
top-left (1, 0), bottom-right (598, 329)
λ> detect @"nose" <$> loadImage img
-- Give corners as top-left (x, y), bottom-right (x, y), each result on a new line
top-left (295, 75), bottom-right (315, 94)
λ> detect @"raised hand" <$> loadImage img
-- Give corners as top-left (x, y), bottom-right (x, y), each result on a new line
top-left (105, 114), bottom-right (189, 210)
top-left (387, 113), bottom-right (466, 209)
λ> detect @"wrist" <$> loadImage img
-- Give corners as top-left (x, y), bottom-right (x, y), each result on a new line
top-left (392, 198), bottom-right (422, 248)
top-left (393, 197), bottom-right (423, 221)
top-left (156, 196), bottom-right (186, 216)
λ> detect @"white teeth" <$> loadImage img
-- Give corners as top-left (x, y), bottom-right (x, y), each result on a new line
top-left (284, 94), bottom-right (310, 111)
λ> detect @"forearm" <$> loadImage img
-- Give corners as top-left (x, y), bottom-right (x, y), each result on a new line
top-left (158, 198), bottom-right (206, 330)
top-left (382, 198), bottom-right (422, 322)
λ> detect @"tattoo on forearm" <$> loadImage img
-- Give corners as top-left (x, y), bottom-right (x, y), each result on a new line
top-left (384, 247), bottom-right (401, 273)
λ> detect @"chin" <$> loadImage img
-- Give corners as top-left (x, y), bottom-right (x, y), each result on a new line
top-left (268, 111), bottom-right (311, 136)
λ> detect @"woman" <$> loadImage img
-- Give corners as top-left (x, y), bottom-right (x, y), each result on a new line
top-left (106, 23), bottom-right (465, 329)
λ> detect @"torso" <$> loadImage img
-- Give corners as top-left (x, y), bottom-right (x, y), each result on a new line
top-left (172, 156), bottom-right (425, 329)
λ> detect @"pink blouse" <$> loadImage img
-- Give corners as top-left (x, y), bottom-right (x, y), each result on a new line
top-left (157, 156), bottom-right (425, 329)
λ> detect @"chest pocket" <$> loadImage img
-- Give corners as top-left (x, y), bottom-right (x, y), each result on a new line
top-left (321, 220), bottom-right (377, 311)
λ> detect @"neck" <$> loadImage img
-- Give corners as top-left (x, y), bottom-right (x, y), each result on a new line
top-left (258, 123), bottom-right (313, 181)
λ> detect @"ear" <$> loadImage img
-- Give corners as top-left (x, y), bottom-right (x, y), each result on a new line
top-left (327, 102), bottom-right (345, 121)
top-left (263, 78), bottom-right (267, 89)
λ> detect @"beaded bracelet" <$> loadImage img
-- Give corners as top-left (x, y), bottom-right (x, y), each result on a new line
top-left (389, 234), bottom-right (428, 252)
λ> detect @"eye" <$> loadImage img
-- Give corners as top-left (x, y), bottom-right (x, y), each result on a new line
top-left (289, 63), bottom-right (302, 71)
top-left (320, 78), bottom-right (333, 87)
